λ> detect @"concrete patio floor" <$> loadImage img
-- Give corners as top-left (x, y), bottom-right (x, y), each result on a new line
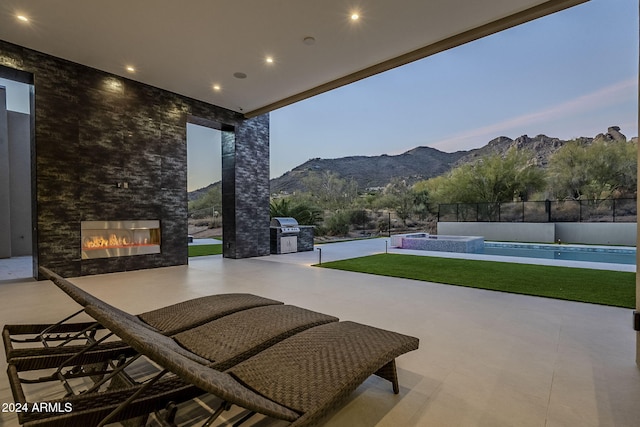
top-left (1, 240), bottom-right (639, 426)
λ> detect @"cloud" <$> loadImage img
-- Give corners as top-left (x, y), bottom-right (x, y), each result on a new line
top-left (431, 78), bottom-right (638, 152)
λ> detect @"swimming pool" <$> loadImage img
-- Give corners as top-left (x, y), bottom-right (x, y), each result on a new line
top-left (481, 242), bottom-right (636, 265)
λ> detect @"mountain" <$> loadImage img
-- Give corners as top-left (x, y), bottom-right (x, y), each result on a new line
top-left (188, 126), bottom-right (634, 199)
top-left (188, 181), bottom-right (221, 201)
top-left (270, 146), bottom-right (467, 194)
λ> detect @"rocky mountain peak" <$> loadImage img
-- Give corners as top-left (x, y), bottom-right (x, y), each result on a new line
top-left (593, 126), bottom-right (627, 143)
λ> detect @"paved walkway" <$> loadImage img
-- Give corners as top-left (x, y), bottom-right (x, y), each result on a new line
top-left (0, 256), bottom-right (33, 283)
top-left (189, 238), bottom-right (222, 245)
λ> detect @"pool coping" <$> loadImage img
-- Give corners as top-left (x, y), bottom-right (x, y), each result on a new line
top-left (485, 241), bottom-right (636, 254)
top-left (389, 244), bottom-right (636, 272)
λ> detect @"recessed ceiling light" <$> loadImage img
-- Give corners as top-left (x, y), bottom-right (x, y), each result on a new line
top-left (125, 66), bottom-right (135, 73)
top-left (233, 72), bottom-right (247, 79)
top-left (303, 36), bottom-right (316, 46)
top-left (350, 13), bottom-right (360, 21)
top-left (212, 84), bottom-right (221, 91)
top-left (16, 15), bottom-right (29, 23)
top-left (265, 56), bottom-right (274, 64)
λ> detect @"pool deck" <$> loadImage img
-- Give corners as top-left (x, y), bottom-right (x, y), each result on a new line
top-left (257, 238), bottom-right (636, 272)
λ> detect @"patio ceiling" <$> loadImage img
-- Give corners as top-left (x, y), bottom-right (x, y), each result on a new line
top-left (0, 0), bottom-right (587, 117)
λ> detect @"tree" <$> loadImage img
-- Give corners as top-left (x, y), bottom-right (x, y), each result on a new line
top-left (302, 171), bottom-right (358, 209)
top-left (548, 139), bottom-right (637, 199)
top-left (412, 184), bottom-right (431, 220)
top-left (426, 148), bottom-right (546, 205)
top-left (375, 178), bottom-right (415, 225)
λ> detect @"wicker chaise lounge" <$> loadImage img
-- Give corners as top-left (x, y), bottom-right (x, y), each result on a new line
top-left (8, 303), bottom-right (341, 427)
top-left (4, 267), bottom-right (283, 366)
top-left (6, 271), bottom-right (340, 426)
top-left (5, 269), bottom-right (419, 426)
top-left (84, 303), bottom-right (419, 426)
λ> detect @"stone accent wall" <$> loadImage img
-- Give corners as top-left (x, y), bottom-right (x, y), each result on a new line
top-left (297, 226), bottom-right (315, 252)
top-left (221, 117), bottom-right (271, 258)
top-left (0, 40), bottom-right (270, 278)
top-left (269, 226), bottom-right (314, 254)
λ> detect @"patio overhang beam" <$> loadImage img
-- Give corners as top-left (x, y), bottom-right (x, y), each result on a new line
top-left (244, 0), bottom-right (589, 118)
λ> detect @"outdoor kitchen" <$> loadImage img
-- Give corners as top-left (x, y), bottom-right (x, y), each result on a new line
top-left (270, 217), bottom-right (314, 254)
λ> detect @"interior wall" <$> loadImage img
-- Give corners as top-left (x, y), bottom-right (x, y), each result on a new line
top-left (0, 87), bottom-right (10, 258)
top-left (0, 39), bottom-right (270, 278)
top-left (7, 111), bottom-right (31, 256)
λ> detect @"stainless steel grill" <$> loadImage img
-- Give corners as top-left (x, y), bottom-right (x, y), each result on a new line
top-left (270, 217), bottom-right (300, 234)
top-left (270, 217), bottom-right (300, 254)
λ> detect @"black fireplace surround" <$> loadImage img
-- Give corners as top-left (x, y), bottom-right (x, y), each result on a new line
top-left (0, 39), bottom-right (271, 278)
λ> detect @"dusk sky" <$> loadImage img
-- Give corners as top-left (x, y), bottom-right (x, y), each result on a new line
top-left (268, 0), bottom-right (638, 180)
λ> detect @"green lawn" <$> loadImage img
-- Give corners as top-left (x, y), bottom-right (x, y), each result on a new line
top-left (317, 253), bottom-right (635, 308)
top-left (188, 244), bottom-right (223, 257)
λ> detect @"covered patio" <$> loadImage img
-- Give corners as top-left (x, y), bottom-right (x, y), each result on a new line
top-left (1, 240), bottom-right (639, 426)
top-left (0, 0), bottom-right (638, 425)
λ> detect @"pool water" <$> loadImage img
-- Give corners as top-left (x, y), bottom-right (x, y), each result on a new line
top-left (480, 243), bottom-right (636, 265)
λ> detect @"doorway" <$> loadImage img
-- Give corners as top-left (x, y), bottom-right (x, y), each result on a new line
top-left (0, 76), bottom-right (34, 282)
top-left (186, 121), bottom-right (223, 255)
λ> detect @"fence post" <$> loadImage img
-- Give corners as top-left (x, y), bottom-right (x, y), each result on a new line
top-left (579, 200), bottom-right (583, 222)
top-left (476, 203), bottom-right (479, 222)
top-left (522, 201), bottom-right (525, 222)
top-left (613, 199), bottom-right (616, 222)
top-left (498, 202), bottom-right (501, 222)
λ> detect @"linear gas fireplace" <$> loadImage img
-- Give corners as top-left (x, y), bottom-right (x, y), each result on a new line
top-left (81, 220), bottom-right (161, 259)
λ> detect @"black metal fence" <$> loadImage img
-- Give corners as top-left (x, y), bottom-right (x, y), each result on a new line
top-left (438, 198), bottom-right (637, 223)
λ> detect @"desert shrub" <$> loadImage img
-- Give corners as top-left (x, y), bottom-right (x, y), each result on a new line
top-left (349, 210), bottom-right (370, 225)
top-left (324, 211), bottom-right (351, 236)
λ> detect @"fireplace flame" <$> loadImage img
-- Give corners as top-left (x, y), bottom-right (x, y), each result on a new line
top-left (81, 221), bottom-right (161, 259)
top-left (83, 233), bottom-right (136, 249)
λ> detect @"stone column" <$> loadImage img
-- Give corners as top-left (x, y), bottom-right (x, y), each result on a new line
top-left (221, 114), bottom-right (270, 258)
